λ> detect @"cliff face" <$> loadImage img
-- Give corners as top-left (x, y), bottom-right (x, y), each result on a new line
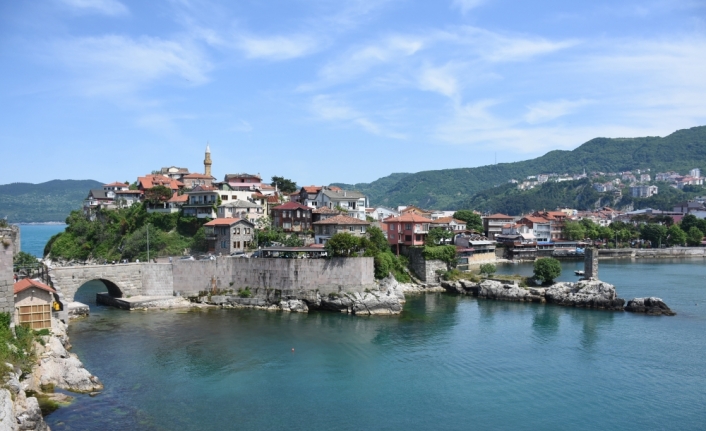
top-left (0, 318), bottom-right (103, 431)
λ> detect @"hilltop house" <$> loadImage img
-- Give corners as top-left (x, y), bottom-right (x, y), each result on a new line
top-left (312, 215), bottom-right (370, 244)
top-left (204, 218), bottom-right (255, 254)
top-left (183, 185), bottom-right (219, 219)
top-left (182, 173), bottom-right (215, 189)
top-left (159, 166), bottom-right (190, 181)
top-left (271, 202), bottom-right (313, 233)
top-left (312, 206), bottom-right (344, 223)
top-left (218, 200), bottom-right (264, 220)
top-left (372, 207), bottom-right (399, 221)
top-left (385, 213), bottom-right (433, 253)
top-left (138, 175), bottom-right (184, 193)
top-left (313, 188), bottom-right (367, 220)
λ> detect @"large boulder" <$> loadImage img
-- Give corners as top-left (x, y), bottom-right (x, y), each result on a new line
top-left (476, 280), bottom-right (544, 303)
top-left (625, 297), bottom-right (676, 316)
top-left (545, 280), bottom-right (625, 311)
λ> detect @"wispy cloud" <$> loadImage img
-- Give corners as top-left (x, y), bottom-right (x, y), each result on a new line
top-left (51, 35), bottom-right (211, 98)
top-left (57, 0), bottom-right (129, 16)
top-left (418, 62), bottom-right (460, 99)
top-left (524, 99), bottom-right (594, 124)
top-left (451, 0), bottom-right (486, 14)
top-left (311, 95), bottom-right (405, 139)
top-left (236, 34), bottom-right (320, 60)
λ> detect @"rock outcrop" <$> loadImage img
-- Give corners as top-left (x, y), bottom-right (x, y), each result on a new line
top-left (442, 278), bottom-right (642, 313)
top-left (0, 372), bottom-right (49, 431)
top-left (545, 280), bottom-right (625, 311)
top-left (26, 320), bottom-right (103, 394)
top-left (625, 297), bottom-right (676, 316)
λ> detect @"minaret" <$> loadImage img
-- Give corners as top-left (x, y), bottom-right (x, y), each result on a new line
top-left (204, 143), bottom-right (212, 177)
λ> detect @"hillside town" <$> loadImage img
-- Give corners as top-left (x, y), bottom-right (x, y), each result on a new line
top-left (79, 146), bottom-right (706, 267)
top-left (512, 167), bottom-right (703, 200)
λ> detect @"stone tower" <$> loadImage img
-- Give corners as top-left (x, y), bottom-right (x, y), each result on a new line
top-left (204, 144), bottom-right (212, 177)
top-left (583, 247), bottom-right (598, 280)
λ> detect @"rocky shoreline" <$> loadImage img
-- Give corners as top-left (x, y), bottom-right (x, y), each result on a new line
top-left (441, 278), bottom-right (675, 315)
top-left (0, 319), bottom-right (102, 431)
top-left (192, 275), bottom-right (411, 316)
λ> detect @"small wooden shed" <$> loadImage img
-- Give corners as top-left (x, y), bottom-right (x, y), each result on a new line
top-left (13, 278), bottom-right (57, 330)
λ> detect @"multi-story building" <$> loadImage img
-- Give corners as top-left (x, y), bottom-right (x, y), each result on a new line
top-left (313, 188), bottom-right (367, 220)
top-left (182, 173), bottom-right (215, 189)
top-left (271, 202), bottom-right (313, 233)
top-left (482, 213), bottom-right (515, 240)
top-left (631, 185), bottom-right (658, 198)
top-left (217, 200), bottom-right (264, 220)
top-left (385, 213), bottom-right (432, 253)
top-left (183, 185), bottom-right (219, 218)
top-left (312, 215), bottom-right (370, 244)
top-left (204, 218), bottom-right (255, 255)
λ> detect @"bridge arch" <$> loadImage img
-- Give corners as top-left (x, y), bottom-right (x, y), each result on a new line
top-left (48, 263), bottom-right (145, 303)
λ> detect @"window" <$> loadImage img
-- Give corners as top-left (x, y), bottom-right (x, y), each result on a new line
top-left (283, 222), bottom-right (292, 229)
top-left (390, 234), bottom-right (395, 239)
top-left (221, 195), bottom-right (228, 200)
top-left (416, 235), bottom-right (422, 241)
top-left (405, 223), bottom-right (412, 230)
top-left (405, 235), bottom-right (412, 242)
top-left (361, 226), bottom-right (366, 233)
top-left (389, 224), bottom-right (395, 231)
top-left (349, 226), bottom-right (354, 232)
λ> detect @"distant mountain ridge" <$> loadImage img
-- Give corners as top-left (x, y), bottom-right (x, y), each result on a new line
top-left (0, 179), bottom-right (103, 223)
top-left (333, 126), bottom-right (706, 210)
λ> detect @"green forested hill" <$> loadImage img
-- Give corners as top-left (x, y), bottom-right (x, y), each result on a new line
top-left (333, 126), bottom-right (706, 209)
top-left (0, 180), bottom-right (103, 223)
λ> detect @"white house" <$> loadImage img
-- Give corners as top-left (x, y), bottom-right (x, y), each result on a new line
top-left (313, 188), bottom-right (368, 220)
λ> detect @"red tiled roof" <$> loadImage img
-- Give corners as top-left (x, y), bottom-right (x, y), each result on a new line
top-left (303, 186), bottom-right (322, 194)
top-left (312, 215), bottom-right (370, 225)
top-left (183, 173), bottom-right (214, 179)
top-left (167, 192), bottom-right (188, 203)
top-left (384, 213), bottom-right (433, 223)
top-left (272, 202), bottom-right (311, 211)
top-left (484, 213), bottom-right (514, 219)
top-left (191, 185), bottom-right (217, 191)
top-left (328, 186), bottom-right (342, 191)
top-left (104, 181), bottom-right (128, 187)
top-left (138, 175), bottom-right (183, 190)
top-left (204, 218), bottom-right (247, 226)
top-left (266, 196), bottom-right (280, 203)
top-left (115, 190), bottom-right (143, 194)
top-left (14, 278), bottom-right (56, 295)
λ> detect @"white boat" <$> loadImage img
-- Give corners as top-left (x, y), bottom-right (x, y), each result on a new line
top-left (574, 270), bottom-right (585, 276)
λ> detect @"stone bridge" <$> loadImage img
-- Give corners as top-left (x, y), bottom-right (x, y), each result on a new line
top-left (46, 257), bottom-right (375, 303)
top-left (47, 263), bottom-right (174, 303)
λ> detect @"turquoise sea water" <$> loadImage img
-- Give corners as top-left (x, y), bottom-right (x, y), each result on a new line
top-left (17, 224), bottom-right (66, 257)
top-left (47, 259), bottom-right (706, 431)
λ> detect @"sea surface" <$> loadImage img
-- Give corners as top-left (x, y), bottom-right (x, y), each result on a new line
top-left (46, 259), bottom-right (706, 431)
top-left (17, 223), bottom-right (66, 257)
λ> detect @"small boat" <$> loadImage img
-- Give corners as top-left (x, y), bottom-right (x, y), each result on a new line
top-left (574, 270), bottom-right (585, 276)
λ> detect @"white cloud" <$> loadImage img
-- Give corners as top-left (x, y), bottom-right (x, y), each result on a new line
top-left (524, 99), bottom-right (594, 124)
top-left (311, 95), bottom-right (405, 139)
top-left (236, 34), bottom-right (320, 60)
top-left (451, 0), bottom-right (486, 14)
top-left (418, 63), bottom-right (460, 99)
top-left (57, 0), bottom-right (128, 16)
top-left (52, 35), bottom-right (211, 97)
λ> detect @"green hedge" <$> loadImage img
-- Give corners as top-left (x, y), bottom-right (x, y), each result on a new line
top-left (422, 245), bottom-right (457, 264)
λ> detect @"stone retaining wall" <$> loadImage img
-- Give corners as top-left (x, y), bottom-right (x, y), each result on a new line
top-left (141, 264), bottom-right (174, 296)
top-left (0, 228), bottom-right (15, 313)
top-left (402, 247), bottom-right (446, 284)
top-left (599, 247), bottom-right (706, 259)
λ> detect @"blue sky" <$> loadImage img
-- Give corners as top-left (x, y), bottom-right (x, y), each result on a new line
top-left (1, 0), bottom-right (705, 186)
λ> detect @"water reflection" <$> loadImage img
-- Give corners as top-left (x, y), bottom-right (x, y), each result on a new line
top-left (531, 305), bottom-right (561, 342)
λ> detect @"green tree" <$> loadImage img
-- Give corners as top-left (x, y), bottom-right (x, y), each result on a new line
top-left (425, 227), bottom-right (453, 245)
top-left (13, 251), bottom-right (39, 271)
top-left (563, 220), bottom-right (586, 240)
top-left (533, 257), bottom-right (561, 284)
top-left (479, 263), bottom-right (496, 276)
top-left (666, 224), bottom-right (687, 246)
top-left (453, 210), bottom-right (483, 232)
top-left (144, 185), bottom-right (173, 204)
top-left (325, 233), bottom-right (361, 257)
top-left (640, 223), bottom-right (668, 247)
top-left (364, 226), bottom-right (389, 253)
top-left (271, 176), bottom-right (298, 194)
top-left (686, 226), bottom-right (704, 246)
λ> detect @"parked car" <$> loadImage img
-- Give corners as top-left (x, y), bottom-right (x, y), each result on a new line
top-left (179, 256), bottom-right (195, 261)
top-left (230, 251), bottom-right (246, 258)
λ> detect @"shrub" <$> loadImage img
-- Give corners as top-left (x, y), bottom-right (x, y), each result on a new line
top-left (422, 245), bottom-right (457, 265)
top-left (238, 288), bottom-right (252, 298)
top-left (479, 263), bottom-right (496, 276)
top-left (533, 257), bottom-right (561, 284)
